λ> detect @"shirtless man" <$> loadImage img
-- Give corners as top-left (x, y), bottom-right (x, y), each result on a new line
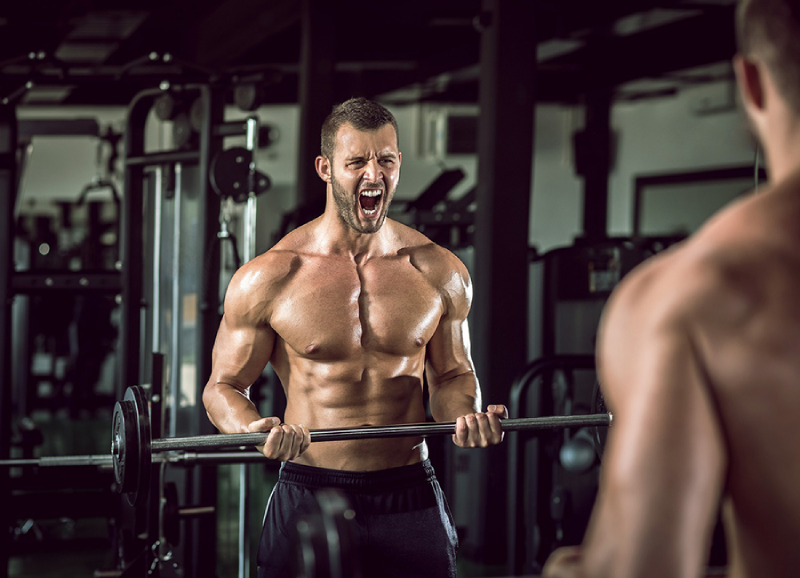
top-left (202, 97), bottom-right (506, 578)
top-left (543, 1), bottom-right (800, 577)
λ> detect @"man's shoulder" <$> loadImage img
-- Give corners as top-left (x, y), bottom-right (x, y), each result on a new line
top-left (387, 221), bottom-right (471, 303)
top-left (398, 237), bottom-right (469, 284)
top-left (226, 246), bottom-right (304, 303)
top-left (605, 236), bottom-right (759, 345)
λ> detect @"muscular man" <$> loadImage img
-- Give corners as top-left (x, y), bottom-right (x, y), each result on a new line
top-left (202, 97), bottom-right (506, 578)
top-left (544, 1), bottom-right (800, 577)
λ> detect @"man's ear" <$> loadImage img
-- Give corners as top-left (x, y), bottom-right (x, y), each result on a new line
top-left (315, 155), bottom-right (332, 183)
top-left (734, 54), bottom-right (765, 112)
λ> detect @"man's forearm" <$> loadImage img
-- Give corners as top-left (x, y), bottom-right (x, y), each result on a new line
top-left (202, 381), bottom-right (263, 434)
top-left (428, 374), bottom-right (482, 422)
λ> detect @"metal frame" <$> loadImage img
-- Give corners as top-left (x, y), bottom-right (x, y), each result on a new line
top-left (576, 87), bottom-right (613, 241)
top-left (0, 112), bottom-right (136, 577)
top-left (119, 84), bottom-right (224, 577)
top-left (295, 0), bottom-right (335, 222)
top-left (0, 103), bottom-right (18, 578)
top-left (632, 164), bottom-right (768, 237)
top-left (467, 0), bottom-right (538, 563)
top-left (506, 354), bottom-right (596, 576)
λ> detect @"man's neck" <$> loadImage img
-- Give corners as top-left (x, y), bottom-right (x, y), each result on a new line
top-left (763, 110), bottom-right (800, 185)
top-left (314, 210), bottom-right (393, 258)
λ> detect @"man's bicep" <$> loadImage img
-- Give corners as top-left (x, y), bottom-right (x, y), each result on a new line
top-left (210, 311), bottom-right (276, 391)
top-left (425, 314), bottom-right (475, 386)
top-left (425, 255), bottom-right (475, 386)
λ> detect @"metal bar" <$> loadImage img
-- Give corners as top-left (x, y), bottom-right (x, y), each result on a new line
top-left (1, 455), bottom-right (113, 467)
top-left (194, 85), bottom-right (225, 578)
top-left (238, 450), bottom-right (250, 578)
top-left (240, 114), bottom-right (259, 578)
top-left (0, 451), bottom-right (265, 467)
top-left (0, 103), bottom-right (17, 578)
top-left (296, 0), bottom-right (336, 220)
top-left (506, 354), bottom-right (596, 575)
top-left (19, 118), bottom-right (100, 138)
top-left (126, 150), bottom-right (200, 167)
top-left (0, 415), bottom-right (610, 468)
top-left (152, 414), bottom-right (611, 452)
top-left (152, 167), bottom-right (163, 350)
top-left (179, 506), bottom-right (215, 518)
top-left (169, 163), bottom-right (183, 438)
top-left (120, 89), bottom-right (158, 404)
top-left (243, 116), bottom-right (258, 263)
top-left (471, 0), bottom-right (538, 564)
top-left (580, 85), bottom-right (612, 241)
top-left (214, 121), bottom-right (248, 138)
top-left (171, 451), bottom-right (266, 465)
top-left (11, 271), bottom-right (121, 293)
top-left (243, 195), bottom-right (258, 259)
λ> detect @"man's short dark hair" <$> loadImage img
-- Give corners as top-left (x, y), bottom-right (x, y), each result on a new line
top-left (320, 97), bottom-right (399, 160)
top-left (737, 0), bottom-right (800, 113)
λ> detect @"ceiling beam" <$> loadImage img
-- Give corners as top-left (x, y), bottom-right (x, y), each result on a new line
top-left (191, 0), bottom-right (301, 67)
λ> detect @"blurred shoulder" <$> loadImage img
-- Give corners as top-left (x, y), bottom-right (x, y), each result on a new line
top-left (601, 233), bottom-right (758, 354)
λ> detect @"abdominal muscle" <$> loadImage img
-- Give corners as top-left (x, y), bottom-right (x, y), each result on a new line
top-left (277, 358), bottom-right (430, 471)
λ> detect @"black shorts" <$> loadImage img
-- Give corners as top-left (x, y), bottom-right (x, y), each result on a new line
top-left (257, 459), bottom-right (458, 578)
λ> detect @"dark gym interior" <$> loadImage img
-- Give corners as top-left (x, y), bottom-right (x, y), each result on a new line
top-left (1, 1), bottom-right (756, 576)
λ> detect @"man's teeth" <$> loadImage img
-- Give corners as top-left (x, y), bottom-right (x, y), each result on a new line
top-left (360, 189), bottom-right (381, 216)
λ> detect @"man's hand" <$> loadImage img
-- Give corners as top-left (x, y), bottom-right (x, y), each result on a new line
top-left (248, 417), bottom-right (311, 461)
top-left (452, 404), bottom-right (508, 447)
top-left (543, 546), bottom-right (583, 578)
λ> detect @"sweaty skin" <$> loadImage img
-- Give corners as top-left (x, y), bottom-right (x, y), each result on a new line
top-left (203, 122), bottom-right (506, 471)
top-left (543, 51), bottom-right (800, 578)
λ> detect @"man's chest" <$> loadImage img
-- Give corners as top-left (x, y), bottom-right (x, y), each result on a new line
top-left (270, 259), bottom-right (444, 358)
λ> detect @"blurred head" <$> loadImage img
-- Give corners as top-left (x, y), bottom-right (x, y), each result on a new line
top-left (737, 0), bottom-right (800, 114)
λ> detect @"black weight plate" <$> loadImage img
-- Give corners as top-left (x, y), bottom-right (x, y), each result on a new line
top-left (172, 112), bottom-right (194, 149)
top-left (189, 96), bottom-right (205, 133)
top-left (234, 83), bottom-right (265, 112)
top-left (291, 489), bottom-right (361, 578)
top-left (112, 399), bottom-right (137, 494)
top-left (210, 146), bottom-right (252, 199)
top-left (154, 93), bottom-right (179, 121)
top-left (125, 385), bottom-right (151, 507)
top-left (254, 170), bottom-right (271, 195)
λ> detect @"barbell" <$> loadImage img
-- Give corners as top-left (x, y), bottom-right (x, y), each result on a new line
top-left (6, 385), bottom-right (613, 507)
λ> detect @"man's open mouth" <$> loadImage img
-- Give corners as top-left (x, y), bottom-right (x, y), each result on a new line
top-left (359, 189), bottom-right (383, 217)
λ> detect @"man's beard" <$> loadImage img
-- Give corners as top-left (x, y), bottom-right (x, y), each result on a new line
top-left (331, 172), bottom-right (394, 234)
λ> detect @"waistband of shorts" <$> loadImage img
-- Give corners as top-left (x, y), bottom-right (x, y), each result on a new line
top-left (277, 459), bottom-right (436, 491)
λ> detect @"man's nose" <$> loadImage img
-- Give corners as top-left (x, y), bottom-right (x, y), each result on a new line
top-left (363, 159), bottom-right (382, 182)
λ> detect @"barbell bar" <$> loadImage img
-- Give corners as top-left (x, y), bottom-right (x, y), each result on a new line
top-left (0, 451), bottom-right (269, 468)
top-left (7, 385), bottom-right (612, 508)
top-left (152, 413), bottom-right (613, 452)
